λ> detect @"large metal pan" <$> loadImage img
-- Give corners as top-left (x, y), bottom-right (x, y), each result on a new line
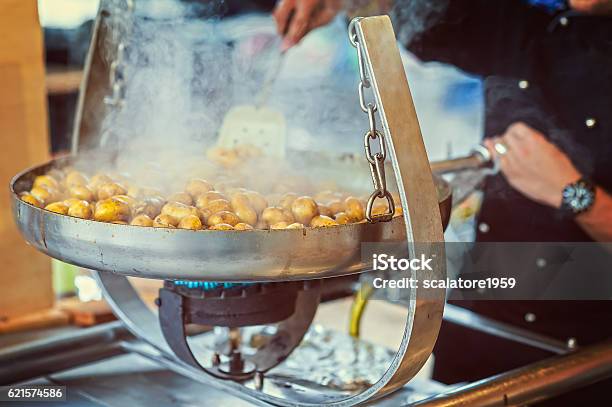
top-left (11, 156), bottom-right (451, 282)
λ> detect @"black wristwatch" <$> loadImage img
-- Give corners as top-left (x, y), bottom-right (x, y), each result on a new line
top-left (560, 178), bottom-right (596, 218)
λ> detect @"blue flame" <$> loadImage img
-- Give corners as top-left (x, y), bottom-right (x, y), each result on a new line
top-left (172, 281), bottom-right (253, 290)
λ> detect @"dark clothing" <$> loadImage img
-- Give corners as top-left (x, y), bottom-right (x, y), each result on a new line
top-left (406, 0), bottom-right (612, 242)
top-left (402, 1), bottom-right (612, 404)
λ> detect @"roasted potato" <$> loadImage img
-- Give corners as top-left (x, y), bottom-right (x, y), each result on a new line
top-left (209, 223), bottom-right (234, 230)
top-left (282, 208), bottom-right (295, 223)
top-left (185, 179), bottom-right (213, 197)
top-left (286, 222), bottom-right (305, 229)
top-left (270, 221), bottom-right (289, 230)
top-left (261, 207), bottom-right (292, 226)
top-left (245, 191), bottom-right (268, 214)
top-left (88, 174), bottom-right (112, 191)
top-left (310, 215), bottom-right (339, 227)
top-left (226, 187), bottom-right (248, 200)
top-left (64, 171), bottom-right (88, 187)
top-left (30, 186), bottom-right (58, 206)
top-left (207, 198), bottom-right (232, 214)
top-left (318, 204), bottom-right (333, 218)
top-left (45, 201), bottom-right (69, 215)
top-left (371, 204), bottom-right (389, 217)
top-left (234, 144), bottom-right (262, 159)
top-left (207, 147), bottom-right (239, 168)
top-left (133, 200), bottom-right (162, 219)
top-left (63, 198), bottom-right (82, 207)
top-left (126, 185), bottom-right (142, 198)
top-left (130, 214), bottom-right (154, 227)
top-left (230, 193), bottom-right (250, 209)
top-left (234, 205), bottom-right (257, 226)
top-left (197, 208), bottom-right (212, 224)
top-left (344, 197), bottom-right (365, 222)
top-left (178, 214), bottom-right (203, 230)
top-left (278, 193), bottom-right (298, 211)
top-left (327, 200), bottom-right (345, 215)
top-left (394, 206), bottom-right (403, 216)
top-left (167, 192), bottom-right (193, 206)
top-left (139, 187), bottom-right (165, 199)
top-left (234, 222), bottom-right (254, 231)
top-left (291, 197), bottom-right (319, 226)
top-left (67, 200), bottom-right (92, 219)
top-left (207, 211), bottom-right (240, 227)
top-left (112, 194), bottom-right (138, 209)
top-left (195, 191), bottom-right (226, 209)
top-left (153, 214), bottom-right (177, 228)
top-left (33, 175), bottom-right (60, 191)
top-left (232, 196), bottom-right (258, 225)
top-left (94, 198), bottom-right (131, 223)
top-left (334, 212), bottom-right (351, 225)
top-left (20, 193), bottom-right (43, 208)
top-left (34, 158), bottom-right (378, 231)
top-left (161, 202), bottom-right (198, 223)
top-left (265, 192), bottom-right (281, 204)
top-left (97, 182), bottom-right (127, 201)
top-left (69, 185), bottom-right (95, 201)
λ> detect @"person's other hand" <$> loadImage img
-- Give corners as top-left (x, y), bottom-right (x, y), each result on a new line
top-left (485, 122), bottom-right (582, 208)
top-left (273, 0), bottom-right (342, 51)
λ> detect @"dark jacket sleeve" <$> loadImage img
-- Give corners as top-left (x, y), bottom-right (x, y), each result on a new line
top-left (398, 0), bottom-right (550, 78)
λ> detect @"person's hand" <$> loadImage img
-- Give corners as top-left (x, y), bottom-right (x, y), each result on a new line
top-left (485, 122), bottom-right (582, 208)
top-left (273, 0), bottom-right (342, 51)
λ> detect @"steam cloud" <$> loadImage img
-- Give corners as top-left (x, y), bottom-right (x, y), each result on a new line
top-left (77, 0), bottom-right (374, 198)
top-left (390, 0), bottom-right (450, 45)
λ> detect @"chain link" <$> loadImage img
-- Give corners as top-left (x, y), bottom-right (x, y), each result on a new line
top-left (104, 42), bottom-right (127, 107)
top-left (103, 0), bottom-right (134, 108)
top-left (349, 18), bottom-right (395, 223)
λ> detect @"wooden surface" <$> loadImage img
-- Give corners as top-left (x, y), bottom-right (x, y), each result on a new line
top-left (0, 0), bottom-right (53, 319)
top-left (58, 297), bottom-right (116, 327)
top-left (0, 308), bottom-right (69, 334)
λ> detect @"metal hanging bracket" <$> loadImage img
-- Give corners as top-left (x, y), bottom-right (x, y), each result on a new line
top-left (346, 15), bottom-right (446, 400)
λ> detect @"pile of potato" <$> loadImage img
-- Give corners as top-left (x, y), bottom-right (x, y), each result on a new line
top-left (19, 167), bottom-right (401, 231)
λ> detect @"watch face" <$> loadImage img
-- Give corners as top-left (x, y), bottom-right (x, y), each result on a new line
top-left (563, 183), bottom-right (594, 212)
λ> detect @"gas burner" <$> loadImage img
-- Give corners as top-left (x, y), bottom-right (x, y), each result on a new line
top-left (157, 280), bottom-right (321, 381)
top-left (161, 280), bottom-right (304, 327)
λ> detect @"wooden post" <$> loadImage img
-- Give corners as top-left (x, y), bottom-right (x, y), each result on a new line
top-left (0, 0), bottom-right (54, 321)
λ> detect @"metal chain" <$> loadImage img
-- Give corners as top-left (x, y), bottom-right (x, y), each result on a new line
top-left (103, 0), bottom-right (135, 108)
top-left (349, 18), bottom-right (395, 223)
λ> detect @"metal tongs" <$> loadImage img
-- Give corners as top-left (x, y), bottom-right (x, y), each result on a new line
top-left (430, 144), bottom-right (496, 175)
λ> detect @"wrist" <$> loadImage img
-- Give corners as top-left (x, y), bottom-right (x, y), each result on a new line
top-left (546, 171), bottom-right (582, 208)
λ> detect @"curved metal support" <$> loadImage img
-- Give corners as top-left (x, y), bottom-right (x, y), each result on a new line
top-left (94, 272), bottom-right (171, 354)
